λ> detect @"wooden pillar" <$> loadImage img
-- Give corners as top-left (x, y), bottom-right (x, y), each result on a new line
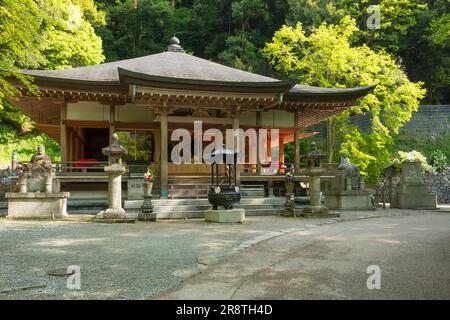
top-left (294, 129), bottom-right (300, 173)
top-left (279, 135), bottom-right (284, 170)
top-left (256, 111), bottom-right (262, 175)
top-left (159, 106), bottom-right (169, 199)
top-left (154, 127), bottom-right (161, 164)
top-left (80, 128), bottom-right (85, 159)
top-left (109, 104), bottom-right (116, 143)
top-left (232, 110), bottom-right (241, 187)
top-left (68, 129), bottom-right (73, 162)
top-left (75, 129), bottom-right (79, 160)
top-left (60, 100), bottom-right (67, 163)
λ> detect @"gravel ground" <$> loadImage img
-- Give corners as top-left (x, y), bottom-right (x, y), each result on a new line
top-left (0, 206), bottom-right (447, 300)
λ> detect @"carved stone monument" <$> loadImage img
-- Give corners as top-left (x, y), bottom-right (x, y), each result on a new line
top-left (96, 133), bottom-right (133, 222)
top-left (391, 161), bottom-right (437, 209)
top-left (6, 146), bottom-right (69, 218)
top-left (324, 153), bottom-right (375, 210)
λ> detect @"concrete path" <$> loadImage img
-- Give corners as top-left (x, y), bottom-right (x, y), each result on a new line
top-left (154, 212), bottom-right (450, 299)
top-left (1, 207), bottom-right (448, 299)
top-left (0, 213), bottom-right (378, 299)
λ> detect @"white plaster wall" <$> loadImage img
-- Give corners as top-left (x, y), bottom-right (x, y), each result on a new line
top-left (262, 110), bottom-right (295, 127)
top-left (116, 104), bottom-right (154, 123)
top-left (67, 101), bottom-right (110, 121)
top-left (240, 111), bottom-right (257, 126)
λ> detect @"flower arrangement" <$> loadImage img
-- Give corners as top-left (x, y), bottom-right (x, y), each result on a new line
top-left (144, 167), bottom-right (154, 183)
top-left (285, 168), bottom-right (295, 182)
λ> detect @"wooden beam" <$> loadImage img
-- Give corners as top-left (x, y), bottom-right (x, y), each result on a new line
top-left (153, 115), bottom-right (233, 125)
top-left (136, 86), bottom-right (277, 100)
top-left (115, 122), bottom-right (158, 131)
top-left (64, 120), bottom-right (109, 128)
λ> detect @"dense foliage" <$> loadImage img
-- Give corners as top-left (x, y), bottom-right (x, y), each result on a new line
top-left (94, 0), bottom-right (448, 104)
top-left (263, 17), bottom-right (426, 182)
top-left (393, 132), bottom-right (450, 169)
top-left (0, 0), bottom-right (104, 163)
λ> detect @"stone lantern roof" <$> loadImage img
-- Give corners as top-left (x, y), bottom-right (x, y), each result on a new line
top-left (102, 134), bottom-right (128, 157)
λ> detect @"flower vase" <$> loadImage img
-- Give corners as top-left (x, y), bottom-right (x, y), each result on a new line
top-left (285, 181), bottom-right (294, 194)
top-left (142, 182), bottom-right (153, 198)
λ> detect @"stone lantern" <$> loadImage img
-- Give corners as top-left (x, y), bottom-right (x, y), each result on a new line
top-left (97, 133), bottom-right (129, 220)
top-left (301, 142), bottom-right (338, 217)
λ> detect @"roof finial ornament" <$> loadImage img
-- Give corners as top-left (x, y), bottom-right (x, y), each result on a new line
top-left (168, 35), bottom-right (184, 53)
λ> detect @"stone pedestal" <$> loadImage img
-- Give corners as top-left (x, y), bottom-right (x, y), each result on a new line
top-left (205, 209), bottom-right (245, 223)
top-left (303, 168), bottom-right (338, 218)
top-left (138, 211), bottom-right (156, 221)
top-left (6, 146), bottom-right (69, 219)
top-left (391, 161), bottom-right (437, 209)
top-left (325, 190), bottom-right (375, 210)
top-left (139, 182), bottom-right (155, 222)
top-left (6, 192), bottom-right (70, 218)
top-left (322, 155), bottom-right (375, 211)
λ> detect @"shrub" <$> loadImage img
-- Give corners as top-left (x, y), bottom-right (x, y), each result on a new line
top-left (429, 150), bottom-right (448, 172)
top-left (391, 150), bottom-right (434, 173)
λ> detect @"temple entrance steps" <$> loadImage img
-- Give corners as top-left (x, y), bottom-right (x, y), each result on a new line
top-left (67, 199), bottom-right (108, 214)
top-left (65, 196), bottom-right (284, 216)
top-left (241, 185), bottom-right (265, 197)
top-left (166, 181), bottom-right (265, 199)
top-left (124, 197), bottom-right (285, 219)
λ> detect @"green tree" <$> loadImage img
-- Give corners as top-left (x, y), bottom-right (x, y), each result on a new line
top-left (96, 0), bottom-right (193, 61)
top-left (0, 0), bottom-right (105, 163)
top-left (285, 0), bottom-right (449, 103)
top-left (218, 0), bottom-right (270, 73)
top-left (97, 0), bottom-right (289, 74)
top-left (263, 17), bottom-right (426, 182)
top-left (37, 0), bottom-right (105, 69)
top-left (0, 0), bottom-right (42, 103)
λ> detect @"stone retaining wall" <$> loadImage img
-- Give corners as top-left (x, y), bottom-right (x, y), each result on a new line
top-left (424, 167), bottom-right (450, 204)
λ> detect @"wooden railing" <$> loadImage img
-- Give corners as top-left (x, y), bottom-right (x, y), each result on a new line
top-left (54, 161), bottom-right (108, 175)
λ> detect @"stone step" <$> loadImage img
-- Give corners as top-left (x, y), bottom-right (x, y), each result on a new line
top-left (123, 197), bottom-right (284, 218)
top-left (155, 208), bottom-right (280, 219)
top-left (125, 199), bottom-right (284, 206)
top-left (124, 201), bottom-right (283, 213)
top-left (125, 197), bottom-right (284, 206)
top-left (68, 199), bottom-right (108, 207)
top-left (67, 199), bottom-right (107, 214)
top-left (244, 208), bottom-right (280, 216)
top-left (35, 197), bottom-right (286, 216)
top-left (240, 198), bottom-right (285, 205)
top-left (241, 191), bottom-right (265, 197)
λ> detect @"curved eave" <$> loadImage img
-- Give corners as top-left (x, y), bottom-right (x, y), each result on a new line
top-left (118, 68), bottom-right (295, 93)
top-left (283, 84), bottom-right (377, 103)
